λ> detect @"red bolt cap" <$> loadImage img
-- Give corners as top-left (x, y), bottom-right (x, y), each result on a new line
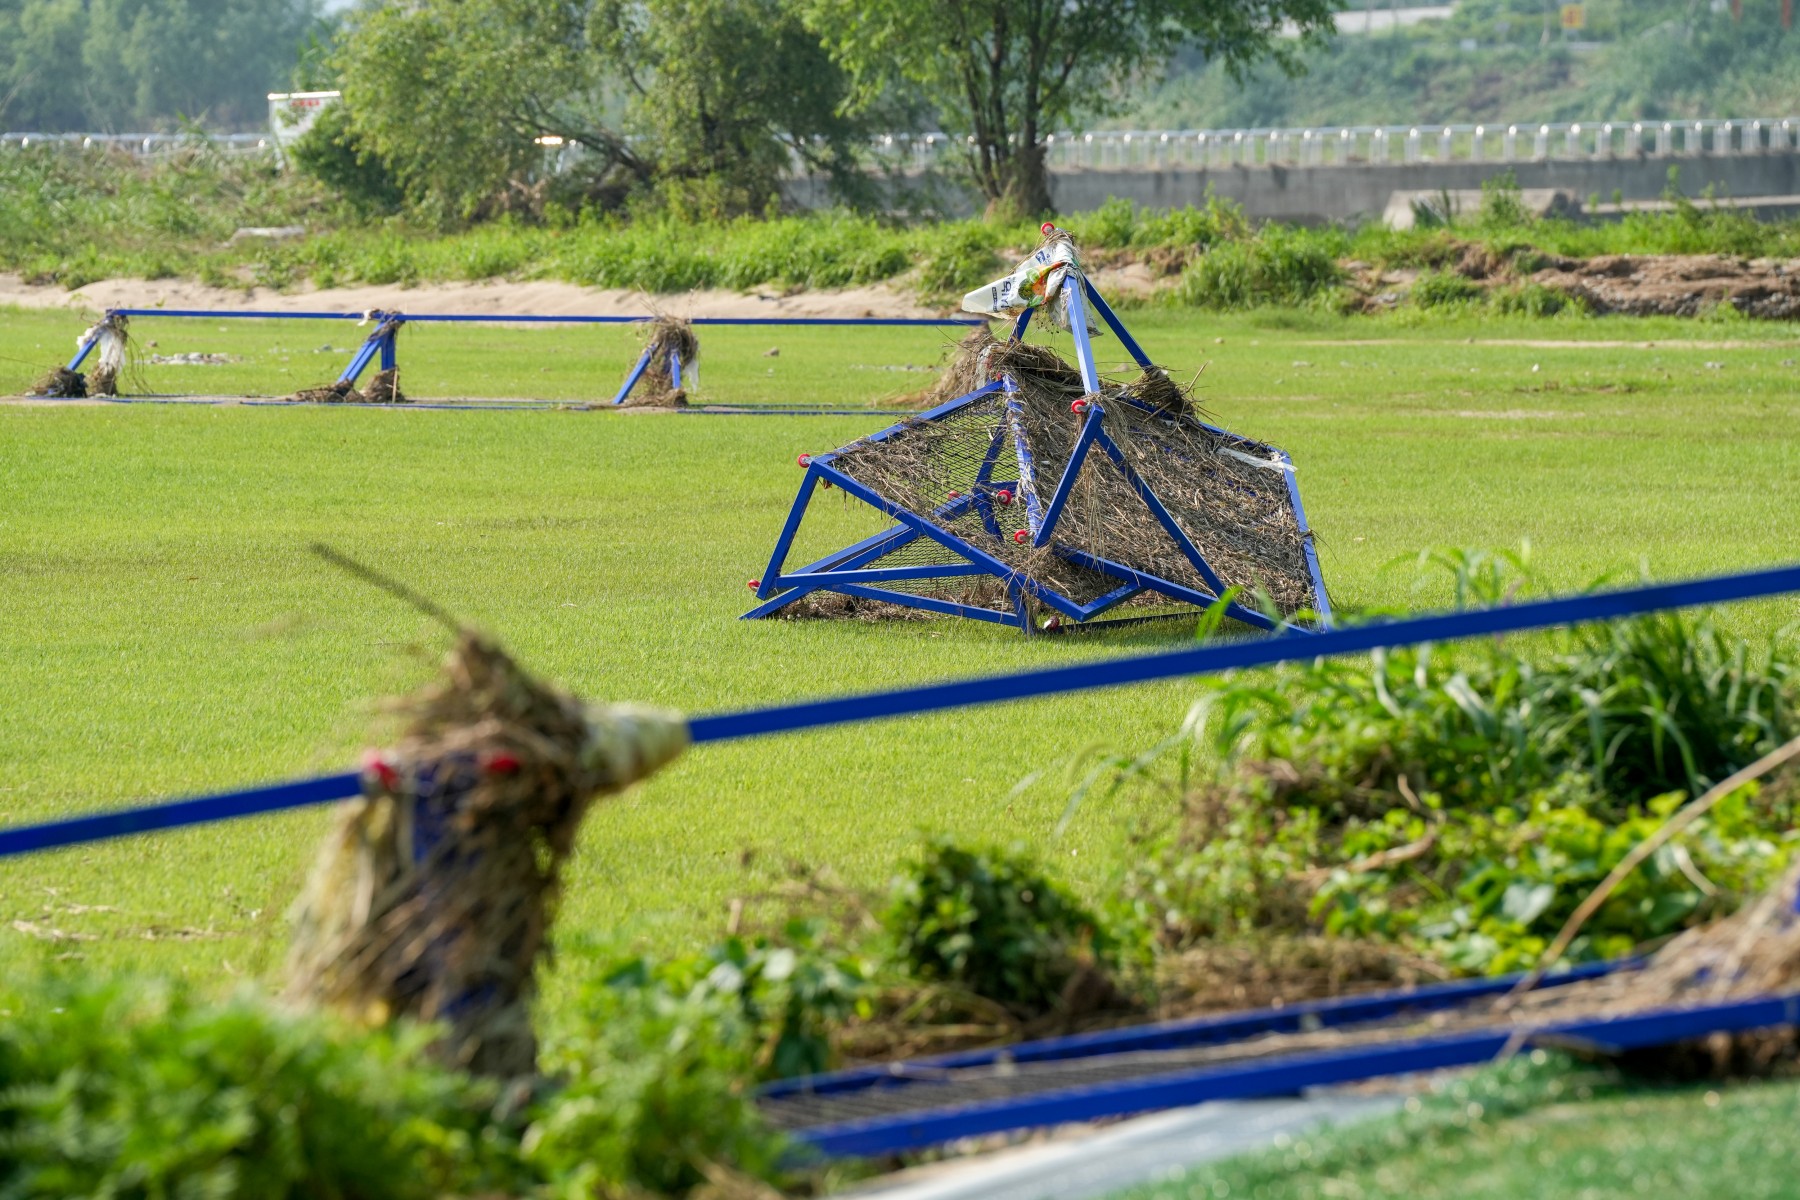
top-left (796, 454), bottom-right (812, 467)
top-left (1042, 615), bottom-right (1063, 632)
top-left (362, 750), bottom-right (400, 791)
top-left (747, 579), bottom-right (761, 590)
top-left (1071, 399), bottom-right (1088, 414)
top-left (996, 489), bottom-right (1013, 505)
top-left (1040, 221), bottom-right (1057, 236)
top-left (1013, 529), bottom-right (1030, 544)
top-left (485, 752), bottom-right (522, 775)
top-left (947, 490), bottom-right (960, 499)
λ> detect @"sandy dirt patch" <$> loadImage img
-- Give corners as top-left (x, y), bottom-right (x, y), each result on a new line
top-left (0, 274), bottom-right (961, 321)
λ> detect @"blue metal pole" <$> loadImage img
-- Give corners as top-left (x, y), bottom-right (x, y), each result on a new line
top-left (787, 995), bottom-right (1800, 1159)
top-left (762, 960), bottom-right (1628, 1098)
top-left (1092, 429), bottom-right (1231, 597)
top-left (1010, 307), bottom-right (1034, 343)
top-left (1034, 404), bottom-right (1105, 546)
top-left (1055, 548), bottom-right (1283, 633)
top-left (102, 307), bottom-right (986, 328)
top-left (1004, 381), bottom-right (1045, 536)
top-left (670, 350), bottom-right (683, 391)
top-left (65, 334), bottom-right (100, 372)
top-left (611, 348), bottom-right (653, 406)
top-left (832, 583), bottom-right (1022, 627)
top-left (1063, 279), bottom-right (1102, 393)
top-left (753, 472), bottom-right (820, 600)
top-left (1276, 448), bottom-right (1331, 627)
top-left (1081, 278), bottom-right (1154, 371)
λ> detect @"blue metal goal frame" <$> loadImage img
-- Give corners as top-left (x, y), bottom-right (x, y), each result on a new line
top-left (743, 276), bottom-right (1330, 634)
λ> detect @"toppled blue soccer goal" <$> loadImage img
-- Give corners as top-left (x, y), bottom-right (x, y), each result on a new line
top-left (744, 243), bottom-right (1328, 635)
top-left (37, 306), bottom-right (983, 410)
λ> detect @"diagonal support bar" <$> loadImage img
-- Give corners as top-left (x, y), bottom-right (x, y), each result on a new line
top-left (1093, 429), bottom-right (1230, 597)
top-left (753, 471), bottom-right (820, 599)
top-left (811, 462), bottom-right (1087, 621)
top-left (1035, 403), bottom-right (1105, 546)
top-left (1081, 278), bottom-right (1154, 371)
top-left (1059, 548), bottom-right (1285, 633)
top-left (336, 314), bottom-right (403, 386)
top-left (612, 348), bottom-right (653, 405)
top-left (66, 333), bottom-right (101, 372)
top-left (1063, 277), bottom-right (1102, 393)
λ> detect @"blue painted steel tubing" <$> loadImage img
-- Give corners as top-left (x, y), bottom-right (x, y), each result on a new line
top-left (4, 562), bottom-right (1800, 860)
top-left (687, 561), bottom-right (1800, 743)
top-left (0, 772), bottom-right (363, 859)
top-left (789, 994), bottom-right (1800, 1158)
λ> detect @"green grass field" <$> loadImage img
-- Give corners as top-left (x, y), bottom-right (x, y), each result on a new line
top-left (1111, 1055), bottom-right (1800, 1200)
top-left (5, 302), bottom-right (1800, 1006)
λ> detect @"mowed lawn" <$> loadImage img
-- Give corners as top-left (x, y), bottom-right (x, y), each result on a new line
top-left (3, 302), bottom-right (1800, 1000)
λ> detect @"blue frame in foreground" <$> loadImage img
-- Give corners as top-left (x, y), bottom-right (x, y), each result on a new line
top-left (770, 978), bottom-right (1800, 1159)
top-left (743, 277), bottom-right (1330, 635)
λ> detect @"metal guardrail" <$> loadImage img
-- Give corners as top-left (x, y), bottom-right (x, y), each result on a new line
top-left (866, 118), bottom-right (1800, 172)
top-left (0, 131), bottom-right (272, 155)
top-left (10, 117), bottom-right (1800, 172)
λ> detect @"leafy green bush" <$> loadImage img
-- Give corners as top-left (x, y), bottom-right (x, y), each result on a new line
top-left (288, 103), bottom-right (407, 217)
top-left (914, 221), bottom-right (1006, 297)
top-left (1124, 549), bottom-right (1800, 973)
top-left (0, 961), bottom-right (807, 1198)
top-left (1174, 225), bottom-right (1343, 310)
top-left (581, 920), bottom-right (871, 1081)
top-left (885, 837), bottom-right (1130, 1016)
top-left (0, 973), bottom-right (524, 1199)
top-left (1204, 551), bottom-right (1800, 813)
top-left (1411, 269), bottom-right (1484, 308)
top-left (526, 962), bottom-right (789, 1196)
top-left (1475, 170), bottom-right (1535, 231)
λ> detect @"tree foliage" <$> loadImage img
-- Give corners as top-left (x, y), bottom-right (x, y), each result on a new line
top-left (805, 0), bottom-right (1342, 216)
top-left (0, 0), bottom-right (322, 132)
top-left (317, 0), bottom-right (865, 224)
top-left (1132, 0), bottom-right (1800, 131)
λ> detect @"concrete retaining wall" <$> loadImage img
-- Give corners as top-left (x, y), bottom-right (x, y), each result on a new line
top-left (786, 154), bottom-right (1800, 223)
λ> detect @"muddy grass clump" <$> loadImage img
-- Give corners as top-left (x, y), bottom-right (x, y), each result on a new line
top-left (284, 566), bottom-right (687, 1077)
top-left (289, 369), bottom-right (408, 404)
top-left (28, 367), bottom-right (88, 398)
top-left (619, 316), bottom-right (698, 408)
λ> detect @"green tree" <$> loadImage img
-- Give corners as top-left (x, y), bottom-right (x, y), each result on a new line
top-left (805, 0), bottom-right (1343, 217)
top-left (592, 0), bottom-right (868, 218)
top-left (322, 0), bottom-right (865, 223)
top-left (327, 0), bottom-right (640, 224)
top-left (0, 0), bottom-right (322, 132)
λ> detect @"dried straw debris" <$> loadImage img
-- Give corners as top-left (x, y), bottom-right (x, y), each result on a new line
top-left (286, 555), bottom-right (687, 1077)
top-left (28, 366), bottom-right (87, 398)
top-left (887, 325), bottom-right (1003, 409)
top-left (620, 315), bottom-right (698, 408)
top-left (289, 369), bottom-right (408, 404)
top-left (29, 312), bottom-right (133, 397)
top-left (823, 336), bottom-right (1316, 623)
